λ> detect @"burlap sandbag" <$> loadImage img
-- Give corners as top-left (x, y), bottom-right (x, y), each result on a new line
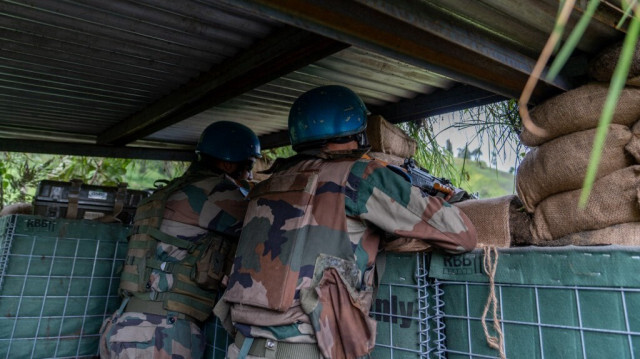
top-left (588, 41), bottom-right (640, 84)
top-left (531, 166), bottom-right (640, 242)
top-left (520, 83), bottom-right (640, 146)
top-left (366, 115), bottom-right (417, 158)
top-left (517, 125), bottom-right (633, 213)
top-left (539, 222), bottom-right (640, 247)
top-left (0, 202), bottom-right (33, 216)
top-left (453, 195), bottom-right (531, 248)
top-left (625, 120), bottom-right (640, 162)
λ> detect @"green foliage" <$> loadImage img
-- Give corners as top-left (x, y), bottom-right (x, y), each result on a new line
top-left (0, 152), bottom-right (188, 208)
top-left (397, 100), bottom-right (525, 195)
top-left (397, 121), bottom-right (463, 185)
top-left (261, 145), bottom-right (295, 161)
top-left (452, 158), bottom-right (514, 199)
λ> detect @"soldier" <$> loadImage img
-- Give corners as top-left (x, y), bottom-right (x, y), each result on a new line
top-left (215, 85), bottom-right (477, 359)
top-left (100, 121), bottom-right (261, 359)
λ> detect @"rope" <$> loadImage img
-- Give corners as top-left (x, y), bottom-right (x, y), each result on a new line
top-left (480, 245), bottom-right (506, 359)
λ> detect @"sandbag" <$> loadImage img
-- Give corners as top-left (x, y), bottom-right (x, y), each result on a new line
top-left (539, 222), bottom-right (640, 247)
top-left (625, 119), bottom-right (640, 163)
top-left (453, 195), bottom-right (531, 248)
top-left (588, 41), bottom-right (640, 84)
top-left (366, 115), bottom-right (417, 158)
top-left (517, 125), bottom-right (633, 213)
top-left (531, 166), bottom-right (640, 242)
top-left (520, 83), bottom-right (640, 146)
top-left (0, 202), bottom-right (33, 216)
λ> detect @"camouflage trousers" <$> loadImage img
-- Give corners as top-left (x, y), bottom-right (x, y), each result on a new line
top-left (99, 311), bottom-right (205, 359)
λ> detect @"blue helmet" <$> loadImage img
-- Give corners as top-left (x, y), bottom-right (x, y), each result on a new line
top-left (196, 121), bottom-right (261, 162)
top-left (288, 85), bottom-right (369, 150)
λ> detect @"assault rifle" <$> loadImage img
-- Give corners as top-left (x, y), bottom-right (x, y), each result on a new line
top-left (401, 158), bottom-right (475, 203)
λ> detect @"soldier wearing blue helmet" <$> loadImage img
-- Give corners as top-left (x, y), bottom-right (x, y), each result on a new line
top-left (100, 121), bottom-right (261, 359)
top-left (216, 86), bottom-right (477, 359)
top-left (288, 85), bottom-right (370, 151)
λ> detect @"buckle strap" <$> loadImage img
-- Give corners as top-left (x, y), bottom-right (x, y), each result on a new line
top-left (235, 332), bottom-right (323, 359)
top-left (125, 296), bottom-right (200, 323)
top-left (133, 225), bottom-right (197, 251)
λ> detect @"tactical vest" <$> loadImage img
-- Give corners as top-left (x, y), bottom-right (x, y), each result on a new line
top-left (225, 155), bottom-right (379, 357)
top-left (119, 171), bottom-right (236, 322)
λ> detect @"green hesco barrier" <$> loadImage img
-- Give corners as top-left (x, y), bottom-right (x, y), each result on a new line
top-left (372, 252), bottom-right (431, 358)
top-left (429, 246), bottom-right (640, 359)
top-left (0, 214), bottom-right (129, 359)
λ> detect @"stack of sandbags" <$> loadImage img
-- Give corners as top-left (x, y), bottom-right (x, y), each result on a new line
top-left (517, 41), bottom-right (640, 246)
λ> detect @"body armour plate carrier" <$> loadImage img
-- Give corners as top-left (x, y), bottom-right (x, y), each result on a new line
top-left (119, 172), bottom-right (235, 322)
top-left (225, 155), bottom-right (379, 358)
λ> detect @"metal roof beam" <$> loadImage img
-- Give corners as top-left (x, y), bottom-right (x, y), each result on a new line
top-left (97, 26), bottom-right (348, 146)
top-left (220, 0), bottom-right (572, 102)
top-left (0, 138), bottom-right (195, 161)
top-left (370, 84), bottom-right (508, 124)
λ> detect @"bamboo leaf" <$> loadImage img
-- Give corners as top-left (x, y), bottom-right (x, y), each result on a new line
top-left (579, 10), bottom-right (640, 208)
top-left (547, 0), bottom-right (600, 81)
top-left (617, 0), bottom-right (637, 28)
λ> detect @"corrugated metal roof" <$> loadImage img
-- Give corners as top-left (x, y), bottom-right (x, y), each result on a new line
top-left (149, 47), bottom-right (456, 144)
top-left (0, 0), bottom-right (629, 159)
top-left (1, 0), bottom-right (278, 138)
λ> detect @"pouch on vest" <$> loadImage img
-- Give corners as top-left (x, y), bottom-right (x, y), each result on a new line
top-left (191, 234), bottom-right (237, 291)
top-left (300, 254), bottom-right (376, 358)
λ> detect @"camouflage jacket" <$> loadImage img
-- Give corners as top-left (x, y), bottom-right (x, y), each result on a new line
top-left (121, 162), bottom-right (250, 321)
top-left (222, 152), bottom-right (477, 358)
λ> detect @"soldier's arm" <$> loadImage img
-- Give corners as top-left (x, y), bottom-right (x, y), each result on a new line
top-left (346, 160), bottom-right (477, 254)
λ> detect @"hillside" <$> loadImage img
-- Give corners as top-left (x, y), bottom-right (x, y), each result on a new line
top-left (452, 158), bottom-right (515, 199)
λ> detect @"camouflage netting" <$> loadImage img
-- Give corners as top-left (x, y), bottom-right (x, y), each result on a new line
top-left (366, 115), bottom-right (417, 158)
top-left (516, 125), bottom-right (633, 213)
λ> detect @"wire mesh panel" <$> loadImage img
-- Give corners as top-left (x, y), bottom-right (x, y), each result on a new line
top-left (0, 215), bottom-right (129, 359)
top-left (371, 252), bottom-right (432, 358)
top-left (428, 247), bottom-right (640, 359)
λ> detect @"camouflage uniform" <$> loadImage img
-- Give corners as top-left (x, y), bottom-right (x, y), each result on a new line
top-left (100, 163), bottom-right (250, 359)
top-left (217, 152), bottom-right (477, 359)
